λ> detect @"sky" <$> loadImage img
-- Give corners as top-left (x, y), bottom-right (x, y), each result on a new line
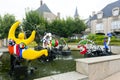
top-left (0, 0), bottom-right (118, 20)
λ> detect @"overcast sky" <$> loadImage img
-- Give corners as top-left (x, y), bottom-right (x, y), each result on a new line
top-left (0, 0), bottom-right (118, 20)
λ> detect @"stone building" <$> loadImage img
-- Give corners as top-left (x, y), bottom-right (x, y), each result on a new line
top-left (36, 0), bottom-right (59, 22)
top-left (90, 0), bottom-right (120, 35)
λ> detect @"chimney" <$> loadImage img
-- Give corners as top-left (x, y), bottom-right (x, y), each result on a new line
top-left (57, 12), bottom-right (60, 19)
top-left (92, 11), bottom-right (95, 16)
top-left (40, 0), bottom-right (43, 6)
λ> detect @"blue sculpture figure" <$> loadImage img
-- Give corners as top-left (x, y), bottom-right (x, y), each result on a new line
top-left (104, 32), bottom-right (112, 51)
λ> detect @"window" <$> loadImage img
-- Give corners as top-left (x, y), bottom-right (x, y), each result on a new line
top-left (112, 7), bottom-right (119, 16)
top-left (111, 21), bottom-right (120, 29)
top-left (97, 11), bottom-right (103, 19)
top-left (96, 23), bottom-right (104, 30)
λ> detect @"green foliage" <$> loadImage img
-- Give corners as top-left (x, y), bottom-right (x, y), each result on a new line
top-left (22, 11), bottom-right (87, 45)
top-left (23, 10), bottom-right (47, 33)
top-left (47, 17), bottom-right (87, 37)
top-left (22, 10), bottom-right (48, 44)
top-left (73, 18), bottom-right (86, 34)
top-left (47, 19), bottom-right (66, 37)
top-left (87, 34), bottom-right (120, 45)
top-left (0, 14), bottom-right (16, 39)
top-left (111, 36), bottom-right (117, 41)
top-left (87, 34), bottom-right (96, 40)
top-left (95, 35), bottom-right (105, 41)
top-left (110, 36), bottom-right (120, 45)
top-left (67, 34), bottom-right (120, 46)
top-left (67, 39), bottom-right (81, 43)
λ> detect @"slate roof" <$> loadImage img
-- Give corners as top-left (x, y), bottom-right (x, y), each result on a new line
top-left (37, 3), bottom-right (52, 14)
top-left (91, 0), bottom-right (120, 20)
top-left (74, 7), bottom-right (79, 18)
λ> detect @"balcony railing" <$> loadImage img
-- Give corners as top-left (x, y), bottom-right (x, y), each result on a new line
top-left (95, 30), bottom-right (104, 34)
top-left (111, 28), bottom-right (120, 32)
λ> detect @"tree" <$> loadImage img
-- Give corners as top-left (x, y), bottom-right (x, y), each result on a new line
top-left (22, 10), bottom-right (48, 44)
top-left (73, 18), bottom-right (86, 34)
top-left (22, 10), bottom-right (87, 44)
top-left (65, 17), bottom-right (75, 37)
top-left (0, 15), bottom-right (2, 38)
top-left (47, 19), bottom-right (65, 37)
top-left (47, 17), bottom-right (87, 38)
top-left (0, 14), bottom-right (16, 39)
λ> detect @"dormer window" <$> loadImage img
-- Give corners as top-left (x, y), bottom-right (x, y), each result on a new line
top-left (97, 11), bottom-right (103, 19)
top-left (112, 7), bottom-right (119, 16)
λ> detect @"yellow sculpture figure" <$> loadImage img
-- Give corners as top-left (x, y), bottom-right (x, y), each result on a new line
top-left (8, 21), bottom-right (48, 60)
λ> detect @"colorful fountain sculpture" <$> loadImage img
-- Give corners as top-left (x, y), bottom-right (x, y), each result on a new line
top-left (8, 21), bottom-right (48, 60)
top-left (8, 21), bottom-right (48, 79)
top-left (35, 32), bottom-right (71, 62)
top-left (77, 33), bottom-right (112, 57)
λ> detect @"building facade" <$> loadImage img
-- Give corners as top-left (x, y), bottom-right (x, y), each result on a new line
top-left (90, 0), bottom-right (120, 35)
top-left (37, 0), bottom-right (58, 22)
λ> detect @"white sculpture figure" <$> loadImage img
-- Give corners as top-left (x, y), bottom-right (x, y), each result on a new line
top-left (42, 33), bottom-right (52, 48)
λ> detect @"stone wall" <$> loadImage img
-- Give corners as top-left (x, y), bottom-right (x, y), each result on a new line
top-left (76, 55), bottom-right (120, 80)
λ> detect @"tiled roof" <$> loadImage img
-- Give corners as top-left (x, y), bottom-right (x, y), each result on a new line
top-left (91, 0), bottom-right (120, 20)
top-left (37, 3), bottom-right (52, 14)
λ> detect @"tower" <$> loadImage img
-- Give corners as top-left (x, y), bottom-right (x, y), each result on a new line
top-left (74, 7), bottom-right (79, 18)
